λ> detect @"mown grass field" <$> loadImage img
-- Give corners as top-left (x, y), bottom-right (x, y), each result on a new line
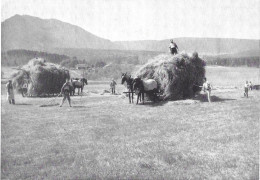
top-left (1, 66), bottom-right (259, 179)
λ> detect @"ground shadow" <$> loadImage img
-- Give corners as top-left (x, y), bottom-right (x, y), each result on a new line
top-left (24, 95), bottom-right (60, 98)
top-left (194, 94), bottom-right (236, 102)
top-left (15, 103), bottom-right (33, 106)
top-left (71, 105), bottom-right (87, 108)
top-left (39, 103), bottom-right (59, 107)
top-left (137, 100), bottom-right (168, 107)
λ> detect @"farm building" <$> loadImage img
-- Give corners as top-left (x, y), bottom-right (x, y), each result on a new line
top-left (76, 64), bottom-right (88, 70)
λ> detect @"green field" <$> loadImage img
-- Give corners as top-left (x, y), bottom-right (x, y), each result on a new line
top-left (1, 66), bottom-right (259, 179)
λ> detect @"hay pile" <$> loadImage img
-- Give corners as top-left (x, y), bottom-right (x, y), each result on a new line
top-left (134, 52), bottom-right (205, 100)
top-left (12, 58), bottom-right (70, 96)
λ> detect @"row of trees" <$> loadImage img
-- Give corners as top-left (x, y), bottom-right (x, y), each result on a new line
top-left (1, 49), bottom-right (70, 66)
top-left (2, 49), bottom-right (145, 68)
top-left (59, 57), bottom-right (107, 68)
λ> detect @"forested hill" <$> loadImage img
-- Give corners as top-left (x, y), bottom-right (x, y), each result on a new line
top-left (2, 15), bottom-right (259, 55)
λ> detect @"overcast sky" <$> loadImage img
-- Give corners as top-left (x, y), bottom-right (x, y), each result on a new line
top-left (1, 0), bottom-right (260, 41)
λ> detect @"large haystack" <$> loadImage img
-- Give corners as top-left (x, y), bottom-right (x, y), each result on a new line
top-left (12, 58), bottom-right (70, 96)
top-left (135, 52), bottom-right (205, 100)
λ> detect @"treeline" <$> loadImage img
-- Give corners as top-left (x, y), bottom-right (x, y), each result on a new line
top-left (1, 49), bottom-right (70, 66)
top-left (2, 49), bottom-right (161, 68)
top-left (49, 48), bottom-right (161, 65)
top-left (204, 56), bottom-right (259, 67)
top-left (59, 56), bottom-right (138, 69)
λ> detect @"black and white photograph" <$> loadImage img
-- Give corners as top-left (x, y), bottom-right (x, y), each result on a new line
top-left (1, 0), bottom-right (259, 179)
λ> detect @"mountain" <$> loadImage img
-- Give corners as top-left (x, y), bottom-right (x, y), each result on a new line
top-left (114, 38), bottom-right (260, 55)
top-left (2, 15), bottom-right (259, 56)
top-left (1, 15), bottom-right (116, 51)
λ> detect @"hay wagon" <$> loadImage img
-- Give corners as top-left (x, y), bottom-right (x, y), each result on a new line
top-left (12, 58), bottom-right (70, 97)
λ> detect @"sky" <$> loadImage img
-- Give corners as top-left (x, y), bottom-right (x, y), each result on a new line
top-left (1, 0), bottom-right (260, 41)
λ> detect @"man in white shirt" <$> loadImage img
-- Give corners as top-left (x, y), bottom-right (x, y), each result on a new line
top-left (169, 40), bottom-right (178, 55)
top-left (244, 81), bottom-right (249, 98)
top-left (6, 80), bottom-right (15, 104)
top-left (202, 78), bottom-right (212, 103)
top-left (60, 79), bottom-right (72, 107)
top-left (249, 81), bottom-right (253, 90)
top-left (110, 79), bottom-right (117, 94)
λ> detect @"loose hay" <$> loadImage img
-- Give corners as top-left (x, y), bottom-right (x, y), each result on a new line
top-left (12, 58), bottom-right (70, 96)
top-left (135, 52), bottom-right (205, 100)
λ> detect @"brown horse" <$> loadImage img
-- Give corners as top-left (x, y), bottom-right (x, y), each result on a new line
top-left (133, 77), bottom-right (158, 104)
top-left (121, 73), bottom-right (134, 103)
top-left (71, 78), bottom-right (88, 95)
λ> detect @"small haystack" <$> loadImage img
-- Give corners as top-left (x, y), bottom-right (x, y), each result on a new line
top-left (134, 52), bottom-right (205, 100)
top-left (12, 58), bottom-right (70, 96)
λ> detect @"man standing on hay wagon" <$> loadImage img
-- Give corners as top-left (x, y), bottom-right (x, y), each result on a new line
top-left (6, 80), bottom-right (15, 104)
top-left (169, 39), bottom-right (178, 55)
top-left (202, 78), bottom-right (212, 103)
top-left (60, 79), bottom-right (72, 107)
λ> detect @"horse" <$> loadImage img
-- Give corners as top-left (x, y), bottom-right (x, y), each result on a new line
top-left (133, 77), bottom-right (158, 104)
top-left (71, 78), bottom-right (88, 95)
top-left (121, 73), bottom-right (134, 103)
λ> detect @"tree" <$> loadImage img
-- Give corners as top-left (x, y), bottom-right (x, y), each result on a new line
top-left (95, 61), bottom-right (106, 68)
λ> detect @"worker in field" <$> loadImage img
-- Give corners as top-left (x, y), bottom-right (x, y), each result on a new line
top-left (6, 80), bottom-right (15, 104)
top-left (244, 81), bottom-right (249, 98)
top-left (249, 81), bottom-right (253, 90)
top-left (202, 78), bottom-right (212, 103)
top-left (22, 81), bottom-right (28, 97)
top-left (169, 39), bottom-right (178, 55)
top-left (60, 79), bottom-right (72, 107)
top-left (110, 78), bottom-right (117, 95)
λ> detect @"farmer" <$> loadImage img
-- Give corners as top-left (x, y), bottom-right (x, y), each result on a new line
top-left (244, 81), bottom-right (249, 98)
top-left (169, 39), bottom-right (178, 55)
top-left (22, 82), bottom-right (28, 97)
top-left (249, 81), bottom-right (253, 90)
top-left (60, 79), bottom-right (72, 107)
top-left (6, 80), bottom-right (15, 104)
top-left (202, 78), bottom-right (212, 103)
top-left (110, 79), bottom-right (117, 94)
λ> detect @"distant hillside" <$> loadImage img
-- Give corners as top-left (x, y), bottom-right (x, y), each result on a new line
top-left (2, 15), bottom-right (259, 56)
top-left (115, 38), bottom-right (260, 55)
top-left (1, 49), bottom-right (69, 66)
top-left (1, 15), bottom-right (116, 51)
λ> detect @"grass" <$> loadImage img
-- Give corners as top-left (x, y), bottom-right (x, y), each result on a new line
top-left (1, 66), bottom-right (259, 179)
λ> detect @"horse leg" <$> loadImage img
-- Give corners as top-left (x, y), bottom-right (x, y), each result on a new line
top-left (132, 91), bottom-right (134, 103)
top-left (129, 91), bottom-right (131, 103)
top-left (136, 94), bottom-right (139, 104)
top-left (142, 92), bottom-right (145, 104)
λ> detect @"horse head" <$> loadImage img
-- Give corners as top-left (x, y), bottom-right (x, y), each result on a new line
top-left (121, 73), bottom-right (127, 84)
top-left (133, 77), bottom-right (142, 91)
top-left (82, 78), bottom-right (88, 85)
